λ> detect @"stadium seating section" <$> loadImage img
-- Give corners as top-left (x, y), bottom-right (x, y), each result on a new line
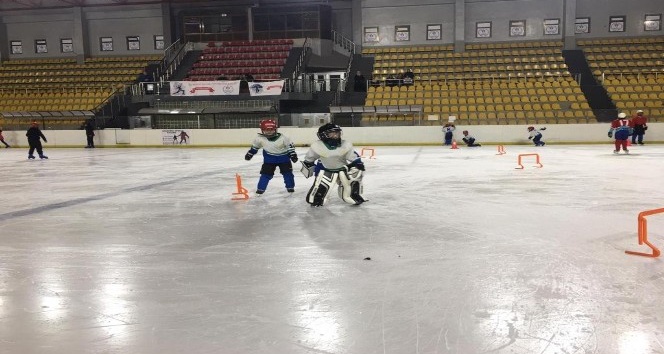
top-left (0, 55), bottom-right (161, 128)
top-left (363, 40), bottom-right (596, 125)
top-left (186, 39), bottom-right (294, 81)
top-left (580, 37), bottom-right (664, 122)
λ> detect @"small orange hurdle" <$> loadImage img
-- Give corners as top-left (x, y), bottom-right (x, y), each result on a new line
top-left (515, 153), bottom-right (543, 169)
top-left (625, 207), bottom-right (663, 258)
top-left (450, 140), bottom-right (459, 149)
top-left (360, 147), bottom-right (376, 159)
top-left (496, 145), bottom-right (506, 155)
top-left (231, 173), bottom-right (249, 200)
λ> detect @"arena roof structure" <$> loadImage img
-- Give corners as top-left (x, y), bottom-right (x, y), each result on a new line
top-left (0, 0), bottom-right (163, 11)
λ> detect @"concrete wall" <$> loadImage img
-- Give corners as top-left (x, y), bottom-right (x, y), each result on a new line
top-left (2, 124), bottom-right (662, 148)
top-left (362, 0), bottom-right (456, 46)
top-left (84, 5), bottom-right (164, 56)
top-left (576, 0), bottom-right (664, 38)
top-left (360, 0), bottom-right (663, 47)
top-left (465, 0), bottom-right (564, 43)
top-left (2, 9), bottom-right (76, 59)
top-left (0, 4), bottom-right (164, 60)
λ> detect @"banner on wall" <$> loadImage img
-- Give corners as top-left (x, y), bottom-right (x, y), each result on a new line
top-left (169, 81), bottom-right (241, 96)
top-left (248, 80), bottom-right (285, 96)
top-left (162, 129), bottom-right (191, 145)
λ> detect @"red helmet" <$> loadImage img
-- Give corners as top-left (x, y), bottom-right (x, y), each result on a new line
top-left (462, 130), bottom-right (468, 134)
top-left (527, 126), bottom-right (535, 131)
top-left (259, 119), bottom-right (277, 136)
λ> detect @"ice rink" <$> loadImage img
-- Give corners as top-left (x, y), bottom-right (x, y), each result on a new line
top-left (1, 144), bottom-right (664, 354)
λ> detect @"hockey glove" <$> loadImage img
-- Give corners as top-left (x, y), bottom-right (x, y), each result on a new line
top-left (244, 152), bottom-right (254, 161)
top-left (528, 136), bottom-right (532, 140)
top-left (644, 126), bottom-right (648, 131)
top-left (539, 127), bottom-right (547, 130)
top-left (301, 160), bottom-right (315, 178)
top-left (290, 154), bottom-right (298, 163)
top-left (607, 131), bottom-right (613, 138)
top-left (347, 161), bottom-right (365, 171)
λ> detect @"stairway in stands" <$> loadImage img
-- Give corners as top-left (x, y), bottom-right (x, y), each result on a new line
top-left (563, 50), bottom-right (616, 122)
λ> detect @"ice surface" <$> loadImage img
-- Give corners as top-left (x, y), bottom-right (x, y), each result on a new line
top-left (1, 145), bottom-right (663, 354)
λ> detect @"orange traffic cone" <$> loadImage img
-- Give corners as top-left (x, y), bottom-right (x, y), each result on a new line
top-left (451, 139), bottom-right (459, 149)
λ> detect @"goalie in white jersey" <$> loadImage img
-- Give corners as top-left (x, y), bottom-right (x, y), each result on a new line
top-left (244, 119), bottom-right (298, 194)
top-left (301, 123), bottom-right (366, 207)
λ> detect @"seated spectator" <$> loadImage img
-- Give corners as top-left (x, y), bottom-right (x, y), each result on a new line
top-left (369, 76), bottom-right (381, 87)
top-left (396, 73), bottom-right (404, 86)
top-left (137, 69), bottom-right (152, 83)
top-left (353, 71), bottom-right (367, 92)
top-left (402, 69), bottom-right (414, 86)
top-left (386, 74), bottom-right (398, 87)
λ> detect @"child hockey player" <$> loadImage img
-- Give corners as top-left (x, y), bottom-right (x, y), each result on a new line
top-left (608, 112), bottom-right (632, 154)
top-left (527, 126), bottom-right (546, 146)
top-left (442, 123), bottom-right (456, 145)
top-left (301, 123), bottom-right (366, 207)
top-left (244, 119), bottom-right (298, 194)
top-left (461, 130), bottom-right (481, 147)
top-left (26, 121), bottom-right (48, 159)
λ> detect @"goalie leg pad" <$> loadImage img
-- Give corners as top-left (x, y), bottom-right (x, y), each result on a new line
top-left (306, 170), bottom-right (338, 206)
top-left (337, 168), bottom-right (365, 205)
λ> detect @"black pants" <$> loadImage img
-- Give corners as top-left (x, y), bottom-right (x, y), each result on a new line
top-left (87, 135), bottom-right (94, 147)
top-left (28, 140), bottom-right (43, 156)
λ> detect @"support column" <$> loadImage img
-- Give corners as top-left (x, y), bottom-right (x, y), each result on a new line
top-left (351, 0), bottom-right (362, 52)
top-left (161, 3), bottom-right (172, 45)
top-left (72, 7), bottom-right (88, 63)
top-left (454, 0), bottom-right (465, 53)
top-left (248, 7), bottom-right (253, 41)
top-left (0, 18), bottom-right (8, 63)
top-left (562, 0), bottom-right (577, 50)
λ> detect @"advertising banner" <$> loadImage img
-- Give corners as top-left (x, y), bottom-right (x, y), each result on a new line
top-left (170, 81), bottom-right (241, 96)
top-left (248, 80), bottom-right (285, 96)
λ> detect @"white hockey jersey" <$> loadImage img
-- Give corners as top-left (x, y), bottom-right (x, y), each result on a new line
top-left (304, 140), bottom-right (360, 171)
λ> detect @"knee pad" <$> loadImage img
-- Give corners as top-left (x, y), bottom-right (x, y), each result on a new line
top-left (306, 170), bottom-right (338, 206)
top-left (338, 168), bottom-right (365, 205)
top-left (260, 163), bottom-right (278, 175)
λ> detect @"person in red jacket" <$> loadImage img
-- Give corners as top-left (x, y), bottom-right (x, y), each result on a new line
top-left (0, 128), bottom-right (10, 148)
top-left (608, 113), bottom-right (632, 154)
top-left (630, 109), bottom-right (648, 145)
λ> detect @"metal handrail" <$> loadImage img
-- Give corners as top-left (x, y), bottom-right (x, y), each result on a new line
top-left (292, 38), bottom-right (310, 80)
top-left (332, 30), bottom-right (356, 55)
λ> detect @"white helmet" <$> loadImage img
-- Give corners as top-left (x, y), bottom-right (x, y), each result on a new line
top-left (618, 113), bottom-right (627, 119)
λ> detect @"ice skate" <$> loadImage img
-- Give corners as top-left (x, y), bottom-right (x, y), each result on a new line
top-left (39, 155), bottom-right (48, 159)
top-left (287, 188), bottom-right (294, 193)
top-left (255, 189), bottom-right (265, 195)
top-left (613, 150), bottom-right (619, 154)
top-left (624, 149), bottom-right (629, 154)
top-left (28, 155), bottom-right (35, 159)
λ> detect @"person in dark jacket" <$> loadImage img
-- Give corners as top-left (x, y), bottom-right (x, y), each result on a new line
top-left (84, 119), bottom-right (95, 148)
top-left (353, 71), bottom-right (367, 92)
top-left (26, 121), bottom-right (48, 159)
